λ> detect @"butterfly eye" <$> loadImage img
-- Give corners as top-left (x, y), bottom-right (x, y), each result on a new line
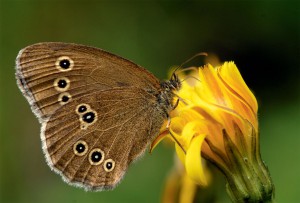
top-left (89, 148), bottom-right (104, 165)
top-left (104, 159), bottom-right (115, 172)
top-left (54, 77), bottom-right (70, 91)
top-left (56, 56), bottom-right (74, 71)
top-left (73, 140), bottom-right (88, 156)
top-left (58, 92), bottom-right (72, 105)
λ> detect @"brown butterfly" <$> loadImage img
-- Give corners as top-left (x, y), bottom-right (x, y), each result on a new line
top-left (15, 42), bottom-right (181, 191)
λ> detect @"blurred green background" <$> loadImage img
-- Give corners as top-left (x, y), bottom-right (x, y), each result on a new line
top-left (0, 1), bottom-right (299, 203)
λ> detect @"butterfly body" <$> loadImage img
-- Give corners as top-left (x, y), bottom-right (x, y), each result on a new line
top-left (16, 42), bottom-right (180, 191)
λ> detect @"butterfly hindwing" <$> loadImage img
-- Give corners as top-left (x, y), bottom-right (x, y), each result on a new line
top-left (42, 87), bottom-right (165, 190)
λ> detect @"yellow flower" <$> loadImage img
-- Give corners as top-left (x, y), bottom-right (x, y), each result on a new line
top-left (152, 62), bottom-right (274, 202)
top-left (161, 155), bottom-right (215, 203)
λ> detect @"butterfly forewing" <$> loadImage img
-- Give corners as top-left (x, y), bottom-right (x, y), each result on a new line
top-left (16, 42), bottom-right (160, 120)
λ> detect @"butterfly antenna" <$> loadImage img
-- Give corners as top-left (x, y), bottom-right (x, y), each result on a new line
top-left (180, 75), bottom-right (201, 83)
top-left (173, 52), bottom-right (208, 74)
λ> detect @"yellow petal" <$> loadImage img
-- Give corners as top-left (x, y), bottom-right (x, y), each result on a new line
top-left (175, 143), bottom-right (186, 166)
top-left (197, 64), bottom-right (229, 107)
top-left (217, 62), bottom-right (258, 116)
top-left (181, 122), bottom-right (199, 145)
top-left (174, 121), bottom-right (199, 165)
top-left (170, 117), bottom-right (188, 136)
top-left (179, 173), bottom-right (198, 203)
top-left (185, 134), bottom-right (207, 185)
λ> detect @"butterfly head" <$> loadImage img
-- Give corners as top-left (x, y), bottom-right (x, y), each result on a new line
top-left (160, 72), bottom-right (181, 92)
top-left (169, 72), bottom-right (181, 91)
top-left (157, 72), bottom-right (182, 116)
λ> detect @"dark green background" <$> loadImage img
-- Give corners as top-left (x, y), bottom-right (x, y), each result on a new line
top-left (0, 1), bottom-right (299, 203)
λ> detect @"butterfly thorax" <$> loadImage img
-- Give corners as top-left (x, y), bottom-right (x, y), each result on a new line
top-left (157, 73), bottom-right (181, 117)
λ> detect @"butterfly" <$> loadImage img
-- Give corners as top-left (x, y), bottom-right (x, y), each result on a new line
top-left (15, 42), bottom-right (181, 191)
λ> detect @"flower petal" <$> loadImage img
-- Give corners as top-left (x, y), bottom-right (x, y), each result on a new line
top-left (179, 173), bottom-right (198, 203)
top-left (185, 134), bottom-right (207, 185)
top-left (197, 64), bottom-right (231, 107)
top-left (217, 62), bottom-right (258, 116)
top-left (175, 144), bottom-right (186, 166)
top-left (174, 121), bottom-right (199, 165)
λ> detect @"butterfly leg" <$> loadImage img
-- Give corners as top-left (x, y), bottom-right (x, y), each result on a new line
top-left (173, 94), bottom-right (188, 108)
top-left (166, 114), bottom-right (186, 154)
top-left (172, 99), bottom-right (179, 110)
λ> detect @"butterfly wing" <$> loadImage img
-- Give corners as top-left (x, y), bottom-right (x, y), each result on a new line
top-left (16, 42), bottom-right (166, 190)
top-left (43, 87), bottom-right (165, 190)
top-left (16, 42), bottom-right (160, 121)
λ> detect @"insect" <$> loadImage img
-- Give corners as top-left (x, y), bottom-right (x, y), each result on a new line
top-left (16, 42), bottom-right (181, 191)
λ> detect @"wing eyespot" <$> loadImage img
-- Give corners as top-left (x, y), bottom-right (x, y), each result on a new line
top-left (55, 56), bottom-right (74, 71)
top-left (79, 111), bottom-right (97, 129)
top-left (103, 159), bottom-right (115, 172)
top-left (77, 104), bottom-right (98, 130)
top-left (78, 105), bottom-right (87, 113)
top-left (73, 140), bottom-right (88, 156)
top-left (54, 77), bottom-right (70, 92)
top-left (82, 112), bottom-right (96, 123)
top-left (58, 92), bottom-right (72, 105)
top-left (89, 148), bottom-right (105, 165)
top-left (76, 103), bottom-right (91, 114)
